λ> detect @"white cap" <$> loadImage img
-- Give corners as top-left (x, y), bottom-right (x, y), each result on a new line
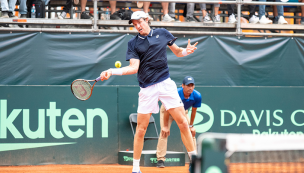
top-left (128, 11), bottom-right (148, 24)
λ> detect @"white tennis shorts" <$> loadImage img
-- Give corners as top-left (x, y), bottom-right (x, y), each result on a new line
top-left (137, 78), bottom-right (183, 114)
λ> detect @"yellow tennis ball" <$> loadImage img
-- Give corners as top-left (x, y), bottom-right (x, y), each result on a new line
top-left (115, 61), bottom-right (121, 68)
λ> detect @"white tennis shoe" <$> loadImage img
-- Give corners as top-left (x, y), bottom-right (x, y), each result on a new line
top-left (259, 15), bottom-right (272, 24)
top-left (278, 16), bottom-right (288, 24)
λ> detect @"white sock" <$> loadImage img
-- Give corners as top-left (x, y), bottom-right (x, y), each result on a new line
top-left (188, 150), bottom-right (197, 161)
top-left (132, 159), bottom-right (140, 172)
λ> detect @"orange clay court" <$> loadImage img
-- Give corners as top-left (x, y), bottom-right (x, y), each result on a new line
top-left (0, 164), bottom-right (189, 173)
top-left (1, 162), bottom-right (304, 173)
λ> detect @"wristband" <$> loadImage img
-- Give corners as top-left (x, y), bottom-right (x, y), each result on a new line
top-left (189, 125), bottom-right (193, 128)
top-left (182, 49), bottom-right (188, 56)
top-left (111, 68), bottom-right (123, 76)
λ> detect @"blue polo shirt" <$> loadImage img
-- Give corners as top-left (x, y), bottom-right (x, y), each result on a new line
top-left (126, 28), bottom-right (177, 88)
top-left (178, 88), bottom-right (202, 110)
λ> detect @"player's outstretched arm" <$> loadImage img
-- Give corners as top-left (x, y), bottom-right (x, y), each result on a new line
top-left (99, 59), bottom-right (140, 81)
top-left (169, 39), bottom-right (198, 57)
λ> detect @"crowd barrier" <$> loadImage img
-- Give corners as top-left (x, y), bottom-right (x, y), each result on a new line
top-left (0, 0), bottom-right (304, 36)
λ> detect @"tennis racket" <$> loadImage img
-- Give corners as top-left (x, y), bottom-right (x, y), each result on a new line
top-left (71, 76), bottom-right (101, 101)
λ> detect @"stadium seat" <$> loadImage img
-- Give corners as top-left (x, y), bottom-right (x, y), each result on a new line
top-left (129, 113), bottom-right (159, 142)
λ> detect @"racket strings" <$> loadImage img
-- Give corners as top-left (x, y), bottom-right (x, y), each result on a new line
top-left (71, 80), bottom-right (92, 100)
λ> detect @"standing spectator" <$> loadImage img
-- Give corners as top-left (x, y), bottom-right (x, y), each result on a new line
top-left (156, 76), bottom-right (201, 168)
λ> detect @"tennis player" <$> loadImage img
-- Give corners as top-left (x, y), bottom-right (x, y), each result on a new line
top-left (99, 11), bottom-right (198, 173)
top-left (156, 76), bottom-right (201, 168)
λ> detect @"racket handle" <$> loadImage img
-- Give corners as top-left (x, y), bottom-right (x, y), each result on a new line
top-left (96, 76), bottom-right (101, 82)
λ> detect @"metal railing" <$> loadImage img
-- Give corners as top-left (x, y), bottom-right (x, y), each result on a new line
top-left (0, 0), bottom-right (304, 36)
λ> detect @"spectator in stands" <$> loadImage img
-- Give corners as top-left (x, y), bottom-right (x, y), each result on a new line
top-left (108, 1), bottom-right (125, 20)
top-left (58, 1), bottom-right (127, 20)
top-left (168, 3), bottom-right (181, 22)
top-left (168, 3), bottom-right (191, 22)
top-left (26, 0), bottom-right (51, 18)
top-left (169, 3), bottom-right (221, 23)
top-left (142, 2), bottom-right (175, 22)
top-left (301, 0), bottom-right (304, 24)
top-left (258, 0), bottom-right (287, 24)
top-left (200, 3), bottom-right (221, 23)
top-left (58, 0), bottom-right (74, 19)
top-left (58, 0), bottom-right (96, 19)
top-left (79, 0), bottom-right (93, 19)
top-left (0, 0), bottom-right (18, 18)
top-left (18, 0), bottom-right (28, 18)
top-left (0, 0), bottom-right (27, 18)
top-left (227, 3), bottom-right (259, 24)
top-left (167, 3), bottom-right (197, 22)
top-left (176, 3), bottom-right (221, 23)
top-left (182, 3), bottom-right (196, 22)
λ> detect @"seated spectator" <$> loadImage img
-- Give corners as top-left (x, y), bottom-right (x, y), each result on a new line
top-left (301, 0), bottom-right (304, 24)
top-left (58, 0), bottom-right (73, 19)
top-left (142, 2), bottom-right (174, 22)
top-left (58, 0), bottom-right (95, 19)
top-left (18, 0), bottom-right (28, 18)
top-left (1, 0), bottom-right (18, 18)
top-left (79, 0), bottom-right (92, 19)
top-left (200, 3), bottom-right (221, 23)
top-left (227, 2), bottom-right (259, 24)
top-left (272, 4), bottom-right (288, 24)
top-left (168, 3), bottom-right (181, 22)
top-left (259, 0), bottom-right (287, 24)
top-left (167, 3), bottom-right (197, 22)
top-left (0, 0), bottom-right (27, 18)
top-left (108, 1), bottom-right (122, 20)
top-left (176, 3), bottom-right (221, 23)
top-left (58, 0), bottom-right (72, 19)
top-left (26, 0), bottom-right (50, 18)
top-left (184, 3), bottom-right (196, 22)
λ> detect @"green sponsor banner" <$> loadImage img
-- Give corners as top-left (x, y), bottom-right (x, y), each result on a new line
top-left (0, 86), bottom-right (118, 165)
top-left (1, 33), bottom-right (304, 87)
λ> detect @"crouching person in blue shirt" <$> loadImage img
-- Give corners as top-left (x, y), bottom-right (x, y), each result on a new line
top-left (156, 76), bottom-right (202, 168)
